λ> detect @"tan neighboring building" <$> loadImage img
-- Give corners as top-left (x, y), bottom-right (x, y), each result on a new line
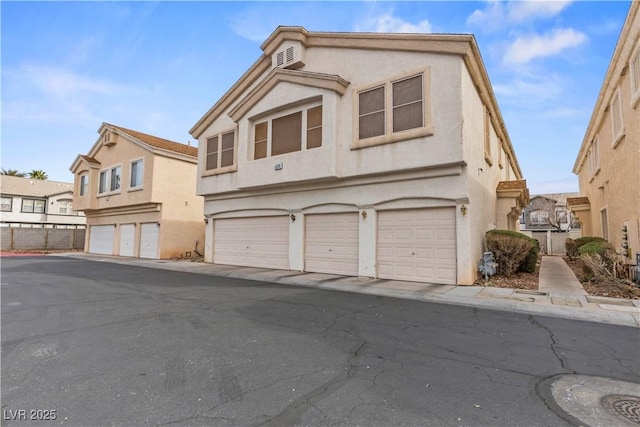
top-left (569, 2), bottom-right (639, 266)
top-left (70, 123), bottom-right (204, 259)
top-left (190, 27), bottom-right (529, 285)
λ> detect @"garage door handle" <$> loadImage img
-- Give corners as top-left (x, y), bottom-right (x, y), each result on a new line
top-left (412, 252), bottom-right (415, 255)
top-left (329, 249), bottom-right (332, 252)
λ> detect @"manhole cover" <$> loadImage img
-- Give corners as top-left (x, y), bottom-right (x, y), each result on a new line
top-left (601, 395), bottom-right (640, 425)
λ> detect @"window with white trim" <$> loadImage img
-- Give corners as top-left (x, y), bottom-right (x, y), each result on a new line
top-left (98, 165), bottom-right (122, 194)
top-left (22, 198), bottom-right (46, 213)
top-left (1, 196), bottom-right (12, 212)
top-left (59, 200), bottom-right (73, 214)
top-left (110, 166), bottom-right (121, 192)
top-left (206, 130), bottom-right (235, 171)
top-left (99, 170), bottom-right (108, 194)
top-left (252, 104), bottom-right (322, 160)
top-left (130, 159), bottom-right (143, 189)
top-left (610, 89), bottom-right (624, 146)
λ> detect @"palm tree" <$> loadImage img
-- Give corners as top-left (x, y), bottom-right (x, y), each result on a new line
top-left (28, 169), bottom-right (48, 180)
top-left (1, 168), bottom-right (26, 177)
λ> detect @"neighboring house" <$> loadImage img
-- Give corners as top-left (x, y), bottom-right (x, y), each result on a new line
top-left (569, 2), bottom-right (639, 266)
top-left (69, 123), bottom-right (204, 259)
top-left (520, 193), bottom-right (580, 232)
top-left (0, 175), bottom-right (86, 227)
top-left (189, 27), bottom-right (529, 285)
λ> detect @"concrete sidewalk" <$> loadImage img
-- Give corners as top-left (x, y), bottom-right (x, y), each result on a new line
top-left (49, 252), bottom-right (640, 328)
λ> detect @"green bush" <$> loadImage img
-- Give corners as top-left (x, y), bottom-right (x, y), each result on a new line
top-left (565, 238), bottom-right (578, 259)
top-left (521, 239), bottom-right (539, 273)
top-left (578, 240), bottom-right (614, 256)
top-left (485, 230), bottom-right (536, 276)
top-left (574, 236), bottom-right (606, 249)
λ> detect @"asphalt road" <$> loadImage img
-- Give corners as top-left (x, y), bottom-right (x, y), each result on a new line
top-left (1, 256), bottom-right (639, 426)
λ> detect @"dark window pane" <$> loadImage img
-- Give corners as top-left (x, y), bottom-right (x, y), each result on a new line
top-left (206, 136), bottom-right (218, 170)
top-left (221, 132), bottom-right (234, 150)
top-left (255, 141), bottom-right (267, 159)
top-left (255, 122), bottom-right (267, 159)
top-left (307, 128), bottom-right (322, 149)
top-left (359, 87), bottom-right (384, 115)
top-left (272, 111), bottom-right (302, 156)
top-left (221, 149), bottom-right (234, 167)
top-left (359, 111), bottom-right (385, 139)
top-left (393, 75), bottom-right (422, 107)
top-left (307, 106), bottom-right (322, 128)
top-left (393, 101), bottom-right (423, 132)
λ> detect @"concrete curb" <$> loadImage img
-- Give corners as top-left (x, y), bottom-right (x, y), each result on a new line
top-left (48, 252), bottom-right (640, 328)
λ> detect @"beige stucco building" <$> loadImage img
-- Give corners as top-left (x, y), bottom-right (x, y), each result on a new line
top-left (70, 123), bottom-right (204, 259)
top-left (569, 1), bottom-right (639, 266)
top-left (190, 27), bottom-right (529, 285)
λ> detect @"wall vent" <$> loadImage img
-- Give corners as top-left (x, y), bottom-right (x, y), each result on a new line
top-left (104, 132), bottom-right (116, 147)
top-left (273, 44), bottom-right (304, 69)
top-left (276, 51), bottom-right (284, 67)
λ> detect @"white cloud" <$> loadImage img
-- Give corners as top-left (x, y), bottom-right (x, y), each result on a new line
top-left (355, 10), bottom-right (432, 34)
top-left (502, 28), bottom-right (587, 65)
top-left (493, 76), bottom-right (562, 102)
top-left (467, 0), bottom-right (573, 30)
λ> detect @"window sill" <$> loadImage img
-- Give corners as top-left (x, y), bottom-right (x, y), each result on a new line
top-left (612, 131), bottom-right (625, 149)
top-left (351, 126), bottom-right (434, 150)
top-left (128, 187), bottom-right (144, 193)
top-left (202, 165), bottom-right (237, 177)
top-left (97, 190), bottom-right (122, 198)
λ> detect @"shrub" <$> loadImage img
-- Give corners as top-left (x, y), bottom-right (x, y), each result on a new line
top-left (580, 249), bottom-right (627, 281)
top-left (574, 236), bottom-right (606, 249)
top-left (485, 230), bottom-right (536, 277)
top-left (578, 240), bottom-right (614, 256)
top-left (565, 238), bottom-right (578, 259)
top-left (521, 239), bottom-right (540, 273)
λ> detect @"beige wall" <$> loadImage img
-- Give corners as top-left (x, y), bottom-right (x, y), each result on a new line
top-left (574, 2), bottom-right (639, 264)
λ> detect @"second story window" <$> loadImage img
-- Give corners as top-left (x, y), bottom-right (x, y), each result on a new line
top-left (610, 88), bottom-right (624, 147)
top-left (98, 165), bottom-right (122, 194)
top-left (631, 48), bottom-right (640, 104)
top-left (130, 159), bottom-right (143, 189)
top-left (59, 200), bottom-right (73, 214)
top-left (1, 196), bottom-right (12, 212)
top-left (205, 130), bottom-right (236, 172)
top-left (252, 104), bottom-right (322, 160)
top-left (99, 171), bottom-right (108, 194)
top-left (22, 198), bottom-right (45, 213)
top-left (80, 175), bottom-right (88, 196)
top-left (110, 166), bottom-right (121, 192)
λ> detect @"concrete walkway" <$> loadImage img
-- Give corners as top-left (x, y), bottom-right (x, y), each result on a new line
top-left (46, 252), bottom-right (640, 327)
top-left (538, 256), bottom-right (588, 296)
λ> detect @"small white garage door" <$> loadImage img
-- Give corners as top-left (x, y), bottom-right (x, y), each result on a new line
top-left (305, 213), bottom-right (359, 276)
top-left (89, 225), bottom-right (115, 255)
top-left (377, 208), bottom-right (457, 284)
top-left (140, 223), bottom-right (159, 259)
top-left (214, 216), bottom-right (289, 270)
top-left (119, 224), bottom-right (135, 257)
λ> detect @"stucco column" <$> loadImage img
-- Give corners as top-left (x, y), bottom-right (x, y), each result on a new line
top-left (204, 217), bottom-right (214, 263)
top-left (289, 212), bottom-right (304, 271)
top-left (456, 202), bottom-right (475, 285)
top-left (358, 208), bottom-right (376, 278)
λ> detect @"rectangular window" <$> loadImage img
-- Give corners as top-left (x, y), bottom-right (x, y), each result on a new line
top-left (99, 171), bottom-right (108, 194)
top-left (110, 166), bottom-right (121, 192)
top-left (358, 86), bottom-right (385, 140)
top-left (1, 196), bottom-right (12, 212)
top-left (59, 200), bottom-right (72, 214)
top-left (631, 49), bottom-right (640, 100)
top-left (272, 111), bottom-right (302, 156)
top-left (22, 198), bottom-right (45, 213)
top-left (220, 132), bottom-right (235, 167)
top-left (601, 208), bottom-right (609, 241)
top-left (130, 160), bottom-right (143, 188)
top-left (254, 122), bottom-right (268, 159)
top-left (392, 74), bottom-right (423, 132)
top-left (206, 136), bottom-right (219, 170)
top-left (80, 175), bottom-right (88, 196)
top-left (484, 106), bottom-right (492, 166)
top-left (306, 106), bottom-right (322, 149)
top-left (611, 89), bottom-right (623, 144)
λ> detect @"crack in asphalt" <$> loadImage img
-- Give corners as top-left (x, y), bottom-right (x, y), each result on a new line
top-left (528, 315), bottom-right (576, 374)
top-left (257, 341), bottom-right (367, 427)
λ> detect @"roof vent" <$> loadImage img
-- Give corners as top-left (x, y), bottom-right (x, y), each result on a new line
top-left (104, 132), bottom-right (116, 147)
top-left (273, 44), bottom-right (304, 70)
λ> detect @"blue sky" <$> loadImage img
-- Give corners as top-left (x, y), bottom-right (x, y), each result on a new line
top-left (1, 0), bottom-right (632, 195)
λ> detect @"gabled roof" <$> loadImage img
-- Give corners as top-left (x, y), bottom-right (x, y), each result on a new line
top-left (189, 26), bottom-right (523, 180)
top-left (106, 123), bottom-right (197, 157)
top-left (1, 175), bottom-right (74, 198)
top-left (567, 196), bottom-right (591, 207)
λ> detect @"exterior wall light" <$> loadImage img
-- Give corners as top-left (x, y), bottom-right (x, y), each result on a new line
top-left (290, 214), bottom-right (296, 222)
top-left (361, 210), bottom-right (367, 219)
top-left (460, 205), bottom-right (468, 216)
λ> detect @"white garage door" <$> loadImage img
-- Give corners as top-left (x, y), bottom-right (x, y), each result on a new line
top-left (89, 225), bottom-right (115, 255)
top-left (377, 208), bottom-right (457, 284)
top-left (305, 213), bottom-right (359, 276)
top-left (140, 223), bottom-right (159, 259)
top-left (214, 216), bottom-right (289, 270)
top-left (119, 224), bottom-right (135, 257)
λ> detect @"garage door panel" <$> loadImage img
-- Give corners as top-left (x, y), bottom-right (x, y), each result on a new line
top-left (140, 223), bottom-right (159, 259)
top-left (89, 225), bottom-right (115, 255)
top-left (119, 224), bottom-right (135, 257)
top-left (305, 213), bottom-right (358, 276)
top-left (378, 208), bottom-right (457, 285)
top-left (214, 217), bottom-right (289, 270)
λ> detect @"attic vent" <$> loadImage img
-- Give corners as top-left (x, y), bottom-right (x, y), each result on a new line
top-left (276, 51), bottom-right (285, 67)
top-left (104, 132), bottom-right (116, 147)
top-left (273, 45), bottom-right (304, 69)
top-left (286, 46), bottom-right (294, 63)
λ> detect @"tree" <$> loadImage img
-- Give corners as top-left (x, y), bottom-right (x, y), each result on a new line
top-left (1, 168), bottom-right (26, 177)
top-left (527, 196), bottom-right (578, 231)
top-left (28, 169), bottom-right (48, 180)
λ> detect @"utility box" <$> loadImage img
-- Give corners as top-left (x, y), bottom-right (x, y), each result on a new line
top-left (634, 253), bottom-right (640, 283)
top-left (478, 251), bottom-right (498, 280)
